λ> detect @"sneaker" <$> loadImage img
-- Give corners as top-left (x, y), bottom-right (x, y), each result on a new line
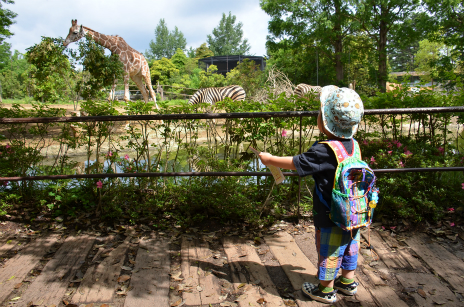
top-left (334, 277), bottom-right (358, 295)
top-left (302, 282), bottom-right (337, 304)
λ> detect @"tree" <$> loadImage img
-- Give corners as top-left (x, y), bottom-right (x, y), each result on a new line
top-left (26, 37), bottom-right (73, 102)
top-left (206, 12), bottom-right (251, 56)
top-left (261, 0), bottom-right (355, 84)
top-left (414, 39), bottom-right (449, 86)
top-left (0, 41), bottom-right (11, 72)
top-left (352, 0), bottom-right (420, 91)
top-left (145, 19), bottom-right (187, 61)
top-left (74, 35), bottom-right (125, 100)
top-left (421, 0), bottom-right (464, 89)
top-left (225, 58), bottom-right (264, 98)
top-left (388, 13), bottom-right (425, 72)
top-left (423, 0), bottom-right (464, 59)
top-left (149, 57), bottom-right (179, 85)
top-left (195, 43), bottom-right (214, 59)
top-left (0, 0), bottom-right (16, 43)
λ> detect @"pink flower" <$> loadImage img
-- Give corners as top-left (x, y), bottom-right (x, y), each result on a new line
top-left (381, 226), bottom-right (385, 230)
top-left (124, 154), bottom-right (130, 161)
top-left (399, 161), bottom-right (404, 167)
top-left (1, 181), bottom-right (8, 186)
top-left (370, 156), bottom-right (375, 162)
top-left (390, 226), bottom-right (396, 230)
top-left (450, 222), bottom-right (455, 227)
top-left (107, 151), bottom-right (113, 157)
top-left (281, 130), bottom-right (287, 137)
top-left (462, 183), bottom-right (464, 189)
top-left (388, 151), bottom-right (392, 155)
top-left (5, 144), bottom-right (10, 149)
top-left (96, 180), bottom-right (103, 189)
top-left (447, 208), bottom-right (455, 212)
top-left (404, 150), bottom-right (412, 156)
top-left (396, 142), bottom-right (402, 148)
top-left (363, 140), bottom-right (368, 145)
top-left (438, 147), bottom-right (444, 155)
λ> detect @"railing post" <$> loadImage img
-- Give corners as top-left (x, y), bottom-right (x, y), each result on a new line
top-left (297, 115), bottom-right (302, 222)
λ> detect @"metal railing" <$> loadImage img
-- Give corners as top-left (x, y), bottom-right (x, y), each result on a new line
top-left (1, 106), bottom-right (464, 183)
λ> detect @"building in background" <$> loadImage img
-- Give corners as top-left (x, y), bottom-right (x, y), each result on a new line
top-left (198, 55), bottom-right (266, 76)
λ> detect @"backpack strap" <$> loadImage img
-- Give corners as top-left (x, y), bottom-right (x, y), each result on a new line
top-left (315, 139), bottom-right (361, 208)
top-left (319, 139), bottom-right (361, 163)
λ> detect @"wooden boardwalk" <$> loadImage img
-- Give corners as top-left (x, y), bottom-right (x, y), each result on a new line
top-left (0, 226), bottom-right (463, 307)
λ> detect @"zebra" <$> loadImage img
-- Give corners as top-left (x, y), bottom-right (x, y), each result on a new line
top-left (293, 83), bottom-right (322, 98)
top-left (188, 85), bottom-right (246, 106)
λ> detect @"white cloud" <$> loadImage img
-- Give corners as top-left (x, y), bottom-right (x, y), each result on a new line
top-left (5, 0), bottom-right (270, 56)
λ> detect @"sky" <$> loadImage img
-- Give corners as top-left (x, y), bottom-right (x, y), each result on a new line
top-left (4, 0), bottom-right (271, 57)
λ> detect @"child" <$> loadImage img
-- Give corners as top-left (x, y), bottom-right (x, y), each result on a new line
top-left (258, 86), bottom-right (364, 304)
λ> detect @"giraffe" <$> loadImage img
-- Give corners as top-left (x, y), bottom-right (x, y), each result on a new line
top-left (63, 19), bottom-right (158, 108)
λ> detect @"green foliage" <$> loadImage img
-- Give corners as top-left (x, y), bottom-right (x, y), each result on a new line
top-left (150, 57), bottom-right (179, 85)
top-left (194, 43), bottom-right (214, 59)
top-left (414, 39), bottom-right (444, 83)
top-left (73, 35), bottom-right (125, 100)
top-left (225, 58), bottom-right (264, 97)
top-left (0, 50), bottom-right (31, 99)
top-left (145, 18), bottom-right (187, 61)
top-left (171, 48), bottom-right (188, 72)
top-left (198, 65), bottom-right (225, 88)
top-left (25, 37), bottom-right (73, 102)
top-left (0, 0), bottom-right (17, 43)
top-left (206, 12), bottom-right (251, 56)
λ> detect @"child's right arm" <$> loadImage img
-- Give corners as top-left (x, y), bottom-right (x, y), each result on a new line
top-left (258, 152), bottom-right (296, 170)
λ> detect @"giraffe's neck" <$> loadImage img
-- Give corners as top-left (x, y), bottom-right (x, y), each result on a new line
top-left (82, 26), bottom-right (117, 53)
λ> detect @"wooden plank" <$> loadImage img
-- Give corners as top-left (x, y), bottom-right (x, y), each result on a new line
top-left (0, 234), bottom-right (58, 304)
top-left (368, 286), bottom-right (409, 307)
top-left (72, 237), bottom-right (130, 303)
top-left (396, 272), bottom-right (460, 306)
top-left (405, 233), bottom-right (464, 293)
top-left (223, 236), bottom-right (285, 307)
top-left (181, 236), bottom-right (202, 305)
top-left (124, 233), bottom-right (170, 307)
top-left (381, 234), bottom-right (427, 272)
top-left (264, 231), bottom-right (322, 307)
top-left (0, 237), bottom-right (20, 257)
top-left (180, 236), bottom-right (223, 306)
top-left (361, 230), bottom-right (410, 270)
top-left (17, 234), bottom-right (94, 306)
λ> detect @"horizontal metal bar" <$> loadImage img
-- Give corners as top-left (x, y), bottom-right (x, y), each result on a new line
top-left (2, 167), bottom-right (463, 182)
top-left (1, 106), bottom-right (463, 124)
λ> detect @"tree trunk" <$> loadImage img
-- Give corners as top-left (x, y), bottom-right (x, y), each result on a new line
top-left (334, 0), bottom-right (344, 83)
top-left (378, 5), bottom-right (388, 92)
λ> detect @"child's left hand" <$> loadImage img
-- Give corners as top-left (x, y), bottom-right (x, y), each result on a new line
top-left (258, 152), bottom-right (274, 166)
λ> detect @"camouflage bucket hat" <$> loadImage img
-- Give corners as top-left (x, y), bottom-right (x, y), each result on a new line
top-left (320, 86), bottom-right (364, 139)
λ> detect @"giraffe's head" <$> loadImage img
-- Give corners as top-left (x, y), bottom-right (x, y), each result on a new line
top-left (63, 19), bottom-right (86, 47)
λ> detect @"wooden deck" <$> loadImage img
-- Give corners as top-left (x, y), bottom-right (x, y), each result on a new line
top-left (0, 225), bottom-right (463, 307)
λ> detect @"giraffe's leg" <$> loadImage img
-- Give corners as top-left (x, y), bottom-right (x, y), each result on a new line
top-left (131, 73), bottom-right (149, 103)
top-left (123, 74), bottom-right (130, 102)
top-left (142, 70), bottom-right (159, 109)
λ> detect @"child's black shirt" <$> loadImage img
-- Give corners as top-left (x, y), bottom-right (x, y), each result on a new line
top-left (293, 139), bottom-right (354, 228)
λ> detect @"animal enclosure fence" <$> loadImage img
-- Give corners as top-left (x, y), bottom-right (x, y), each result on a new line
top-left (1, 106), bottom-right (464, 217)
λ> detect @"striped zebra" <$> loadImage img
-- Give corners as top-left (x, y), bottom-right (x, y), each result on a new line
top-left (188, 85), bottom-right (246, 106)
top-left (294, 83), bottom-right (322, 98)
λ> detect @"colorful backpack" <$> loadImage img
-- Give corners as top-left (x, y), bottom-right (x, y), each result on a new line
top-left (317, 139), bottom-right (379, 231)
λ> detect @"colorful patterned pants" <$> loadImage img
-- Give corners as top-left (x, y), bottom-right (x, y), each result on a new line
top-left (316, 226), bottom-right (360, 281)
